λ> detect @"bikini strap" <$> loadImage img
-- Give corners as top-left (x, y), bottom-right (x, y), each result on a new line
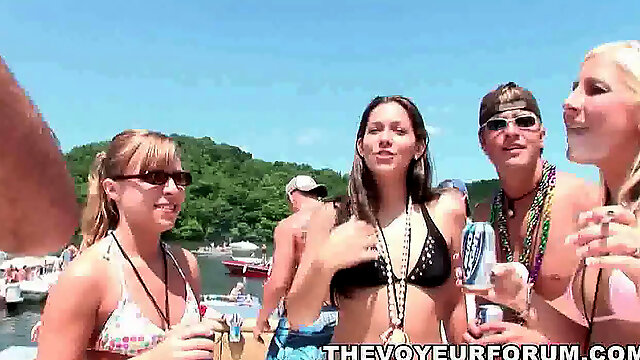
top-left (105, 232), bottom-right (130, 302)
top-left (162, 243), bottom-right (197, 300)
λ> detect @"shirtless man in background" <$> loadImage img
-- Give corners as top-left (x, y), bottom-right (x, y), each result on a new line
top-left (254, 175), bottom-right (337, 359)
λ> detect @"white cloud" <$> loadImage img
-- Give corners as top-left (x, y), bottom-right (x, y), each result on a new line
top-left (295, 128), bottom-right (324, 146)
top-left (425, 125), bottom-right (442, 135)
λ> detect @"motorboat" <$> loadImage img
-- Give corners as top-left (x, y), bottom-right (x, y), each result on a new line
top-left (19, 271), bottom-right (60, 302)
top-left (193, 244), bottom-right (233, 256)
top-left (201, 293), bottom-right (260, 308)
top-left (228, 241), bottom-right (259, 252)
top-left (0, 280), bottom-right (23, 309)
top-left (230, 256), bottom-right (265, 265)
top-left (222, 260), bottom-right (270, 278)
top-left (1, 255), bottom-right (61, 305)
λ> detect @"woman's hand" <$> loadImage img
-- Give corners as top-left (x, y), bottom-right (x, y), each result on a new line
top-left (138, 321), bottom-right (217, 360)
top-left (566, 205), bottom-right (640, 286)
top-left (319, 217), bottom-right (378, 272)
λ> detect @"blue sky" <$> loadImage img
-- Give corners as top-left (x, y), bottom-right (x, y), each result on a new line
top-left (2, 1), bottom-right (638, 183)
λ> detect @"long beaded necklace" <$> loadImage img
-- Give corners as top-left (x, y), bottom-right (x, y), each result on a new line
top-left (490, 160), bottom-right (556, 284)
top-left (376, 197), bottom-right (412, 344)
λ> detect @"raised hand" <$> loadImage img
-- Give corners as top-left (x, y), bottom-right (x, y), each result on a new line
top-left (319, 217), bottom-right (378, 272)
top-left (566, 205), bottom-right (640, 288)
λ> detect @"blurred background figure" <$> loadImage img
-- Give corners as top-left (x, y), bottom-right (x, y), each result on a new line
top-left (439, 179), bottom-right (471, 221)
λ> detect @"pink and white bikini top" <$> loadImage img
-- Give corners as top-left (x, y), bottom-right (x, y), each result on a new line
top-left (92, 235), bottom-right (201, 357)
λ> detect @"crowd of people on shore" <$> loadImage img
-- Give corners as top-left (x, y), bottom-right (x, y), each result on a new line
top-left (1, 40), bottom-right (639, 359)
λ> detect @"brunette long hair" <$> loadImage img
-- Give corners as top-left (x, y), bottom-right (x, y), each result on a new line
top-left (348, 95), bottom-right (437, 224)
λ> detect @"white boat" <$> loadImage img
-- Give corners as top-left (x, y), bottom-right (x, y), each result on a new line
top-left (0, 255), bottom-right (59, 270)
top-left (192, 244), bottom-right (232, 256)
top-left (19, 271), bottom-right (60, 301)
top-left (201, 293), bottom-right (260, 307)
top-left (200, 293), bottom-right (262, 320)
top-left (229, 241), bottom-right (259, 251)
top-left (231, 256), bottom-right (265, 265)
top-left (1, 281), bottom-right (23, 305)
top-left (1, 255), bottom-right (61, 304)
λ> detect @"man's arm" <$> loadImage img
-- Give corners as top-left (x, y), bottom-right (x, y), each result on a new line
top-left (0, 56), bottom-right (79, 255)
top-left (256, 222), bottom-right (297, 325)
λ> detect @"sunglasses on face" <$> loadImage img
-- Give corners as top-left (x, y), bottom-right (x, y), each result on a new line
top-left (481, 114), bottom-right (539, 132)
top-left (113, 170), bottom-right (192, 186)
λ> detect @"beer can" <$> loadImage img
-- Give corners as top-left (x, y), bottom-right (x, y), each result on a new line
top-left (477, 304), bottom-right (503, 325)
top-left (227, 313), bottom-right (242, 343)
top-left (462, 222), bottom-right (497, 290)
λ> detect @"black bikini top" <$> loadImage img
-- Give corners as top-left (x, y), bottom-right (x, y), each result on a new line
top-left (330, 204), bottom-right (451, 300)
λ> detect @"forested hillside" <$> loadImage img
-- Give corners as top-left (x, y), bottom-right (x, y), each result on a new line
top-left (64, 135), bottom-right (499, 243)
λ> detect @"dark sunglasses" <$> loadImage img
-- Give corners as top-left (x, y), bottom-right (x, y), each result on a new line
top-left (113, 170), bottom-right (192, 186)
top-left (482, 114), bottom-right (538, 132)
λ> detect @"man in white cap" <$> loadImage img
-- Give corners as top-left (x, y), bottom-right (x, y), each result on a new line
top-left (254, 175), bottom-right (336, 358)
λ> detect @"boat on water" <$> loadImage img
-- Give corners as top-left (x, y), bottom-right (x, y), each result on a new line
top-left (228, 241), bottom-right (259, 251)
top-left (201, 293), bottom-right (260, 308)
top-left (0, 255), bottom-right (62, 307)
top-left (192, 244), bottom-right (233, 256)
top-left (230, 255), bottom-right (266, 265)
top-left (222, 260), bottom-right (270, 278)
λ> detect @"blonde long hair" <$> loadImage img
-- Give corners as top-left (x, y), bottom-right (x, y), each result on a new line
top-left (80, 130), bottom-right (180, 251)
top-left (584, 41), bottom-right (640, 210)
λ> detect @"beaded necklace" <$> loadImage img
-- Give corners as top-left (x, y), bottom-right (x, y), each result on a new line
top-left (376, 197), bottom-right (412, 344)
top-left (490, 160), bottom-right (556, 284)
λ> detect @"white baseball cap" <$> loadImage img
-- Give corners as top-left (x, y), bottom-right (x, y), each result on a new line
top-left (285, 175), bottom-right (328, 198)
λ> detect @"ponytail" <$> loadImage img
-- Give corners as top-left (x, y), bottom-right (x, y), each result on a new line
top-left (80, 152), bottom-right (118, 251)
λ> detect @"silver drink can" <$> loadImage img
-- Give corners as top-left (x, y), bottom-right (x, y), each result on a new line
top-left (462, 222), bottom-right (497, 290)
top-left (477, 304), bottom-right (503, 325)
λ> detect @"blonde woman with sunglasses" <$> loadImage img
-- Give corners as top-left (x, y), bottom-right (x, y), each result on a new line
top-left (37, 130), bottom-right (217, 360)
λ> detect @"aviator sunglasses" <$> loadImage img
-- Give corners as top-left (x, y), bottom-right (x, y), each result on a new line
top-left (481, 114), bottom-right (539, 132)
top-left (113, 170), bottom-right (192, 186)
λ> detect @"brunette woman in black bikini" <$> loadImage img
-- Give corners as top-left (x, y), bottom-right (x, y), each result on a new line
top-left (285, 96), bottom-right (468, 344)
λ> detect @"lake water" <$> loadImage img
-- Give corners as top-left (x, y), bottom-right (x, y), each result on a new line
top-left (0, 250), bottom-right (270, 351)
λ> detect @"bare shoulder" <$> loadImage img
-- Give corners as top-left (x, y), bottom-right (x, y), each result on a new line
top-left (273, 216), bottom-right (297, 244)
top-left (554, 171), bottom-right (601, 210)
top-left (49, 241), bottom-right (110, 300)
